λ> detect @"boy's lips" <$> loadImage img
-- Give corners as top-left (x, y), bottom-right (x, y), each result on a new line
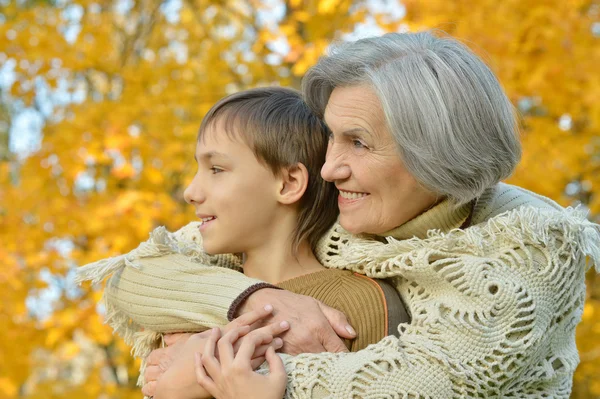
top-left (196, 215), bottom-right (217, 231)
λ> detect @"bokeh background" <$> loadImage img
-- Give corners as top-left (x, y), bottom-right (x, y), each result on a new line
top-left (1, 0), bottom-right (599, 397)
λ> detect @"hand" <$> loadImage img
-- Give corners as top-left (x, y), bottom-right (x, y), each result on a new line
top-left (143, 305), bottom-right (288, 398)
top-left (142, 332), bottom-right (193, 397)
top-left (239, 288), bottom-right (355, 355)
top-left (195, 327), bottom-right (287, 399)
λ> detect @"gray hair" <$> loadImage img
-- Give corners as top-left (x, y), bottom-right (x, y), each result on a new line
top-left (302, 31), bottom-right (522, 205)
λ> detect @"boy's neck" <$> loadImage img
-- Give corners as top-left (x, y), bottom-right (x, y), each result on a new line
top-left (241, 213), bottom-right (325, 284)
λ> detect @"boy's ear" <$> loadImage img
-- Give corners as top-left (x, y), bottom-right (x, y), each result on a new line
top-left (277, 163), bottom-right (309, 205)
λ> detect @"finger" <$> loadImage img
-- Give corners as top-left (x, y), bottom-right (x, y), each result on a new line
top-left (236, 330), bottom-right (272, 367)
top-left (321, 328), bottom-right (349, 353)
top-left (232, 320), bottom-right (288, 354)
top-left (143, 365), bottom-right (162, 383)
top-left (250, 356), bottom-right (266, 370)
top-left (202, 328), bottom-right (222, 377)
top-left (141, 381), bottom-right (156, 397)
top-left (265, 346), bottom-right (286, 377)
top-left (249, 337), bottom-right (283, 360)
top-left (318, 301), bottom-right (356, 339)
top-left (225, 304), bottom-right (275, 333)
top-left (219, 326), bottom-right (250, 368)
top-left (258, 320), bottom-right (290, 338)
top-left (194, 352), bottom-right (217, 394)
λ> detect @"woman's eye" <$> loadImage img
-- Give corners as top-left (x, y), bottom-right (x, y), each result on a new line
top-left (352, 139), bottom-right (367, 149)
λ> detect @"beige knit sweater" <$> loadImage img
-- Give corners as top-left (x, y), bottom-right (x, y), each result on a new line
top-left (77, 183), bottom-right (600, 398)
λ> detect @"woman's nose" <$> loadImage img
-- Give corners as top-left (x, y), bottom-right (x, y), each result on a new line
top-left (321, 144), bottom-right (351, 182)
top-left (183, 176), bottom-right (205, 204)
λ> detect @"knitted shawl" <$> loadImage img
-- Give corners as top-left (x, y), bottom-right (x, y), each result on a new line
top-left (76, 183), bottom-right (600, 398)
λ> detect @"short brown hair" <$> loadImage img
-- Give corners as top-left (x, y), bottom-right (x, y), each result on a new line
top-left (198, 87), bottom-right (338, 254)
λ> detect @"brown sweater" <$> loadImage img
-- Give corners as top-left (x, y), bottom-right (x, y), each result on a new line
top-left (276, 269), bottom-right (391, 352)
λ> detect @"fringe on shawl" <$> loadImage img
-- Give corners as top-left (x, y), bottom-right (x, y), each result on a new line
top-left (339, 206), bottom-right (600, 277)
top-left (74, 223), bottom-right (214, 285)
top-left (74, 222), bottom-right (233, 389)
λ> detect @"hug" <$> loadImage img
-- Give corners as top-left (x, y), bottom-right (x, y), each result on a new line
top-left (78, 30), bottom-right (600, 398)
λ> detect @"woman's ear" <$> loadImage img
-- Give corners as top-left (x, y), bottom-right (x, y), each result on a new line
top-left (277, 163), bottom-right (309, 205)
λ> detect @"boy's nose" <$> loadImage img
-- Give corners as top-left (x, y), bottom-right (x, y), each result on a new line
top-left (183, 176), bottom-right (206, 205)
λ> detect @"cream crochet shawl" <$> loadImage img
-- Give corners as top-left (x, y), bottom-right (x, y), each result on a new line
top-left (77, 183), bottom-right (600, 398)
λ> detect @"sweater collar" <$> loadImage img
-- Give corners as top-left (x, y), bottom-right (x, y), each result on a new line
top-left (378, 199), bottom-right (471, 240)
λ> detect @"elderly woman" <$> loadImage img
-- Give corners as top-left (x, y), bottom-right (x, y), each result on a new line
top-left (86, 31), bottom-right (599, 398)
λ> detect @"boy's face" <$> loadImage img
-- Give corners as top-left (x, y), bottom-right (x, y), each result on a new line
top-left (183, 123), bottom-right (282, 255)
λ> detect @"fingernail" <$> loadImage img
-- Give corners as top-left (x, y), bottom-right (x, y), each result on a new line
top-left (346, 325), bottom-right (356, 336)
top-left (280, 321), bottom-right (289, 329)
top-left (274, 338), bottom-right (283, 347)
top-left (264, 304), bottom-right (273, 312)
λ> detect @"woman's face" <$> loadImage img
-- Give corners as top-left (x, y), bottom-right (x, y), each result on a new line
top-left (321, 85), bottom-right (438, 235)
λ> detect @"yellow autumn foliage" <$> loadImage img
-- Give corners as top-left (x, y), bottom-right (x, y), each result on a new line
top-left (0, 0), bottom-right (598, 398)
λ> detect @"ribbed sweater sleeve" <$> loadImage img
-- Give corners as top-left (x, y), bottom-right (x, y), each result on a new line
top-left (104, 253), bottom-right (262, 332)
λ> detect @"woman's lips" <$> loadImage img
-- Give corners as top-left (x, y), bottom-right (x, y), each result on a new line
top-left (337, 190), bottom-right (370, 206)
top-left (338, 190), bottom-right (369, 200)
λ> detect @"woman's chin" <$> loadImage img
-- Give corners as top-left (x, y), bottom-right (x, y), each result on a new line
top-left (340, 216), bottom-right (396, 236)
top-left (339, 217), bottom-right (368, 235)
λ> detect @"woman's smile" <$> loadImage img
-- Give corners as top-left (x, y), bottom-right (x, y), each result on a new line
top-left (337, 189), bottom-right (370, 209)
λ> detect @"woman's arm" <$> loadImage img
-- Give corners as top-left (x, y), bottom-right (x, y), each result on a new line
top-left (78, 223), bottom-right (352, 345)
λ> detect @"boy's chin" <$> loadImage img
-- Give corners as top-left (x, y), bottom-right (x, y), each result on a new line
top-left (202, 242), bottom-right (229, 256)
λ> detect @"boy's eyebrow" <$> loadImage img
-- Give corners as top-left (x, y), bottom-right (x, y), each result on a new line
top-left (193, 151), bottom-right (230, 162)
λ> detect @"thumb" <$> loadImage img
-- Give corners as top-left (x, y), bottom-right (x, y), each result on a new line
top-left (321, 329), bottom-right (349, 353)
top-left (265, 347), bottom-right (286, 377)
top-left (317, 301), bottom-right (356, 339)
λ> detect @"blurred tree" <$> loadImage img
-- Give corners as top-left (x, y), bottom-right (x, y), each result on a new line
top-left (0, 0), bottom-right (392, 397)
top-left (0, 0), bottom-right (598, 397)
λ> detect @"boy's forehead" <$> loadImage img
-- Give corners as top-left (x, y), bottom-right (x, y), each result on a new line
top-left (200, 117), bottom-right (250, 144)
top-left (194, 126), bottom-right (254, 161)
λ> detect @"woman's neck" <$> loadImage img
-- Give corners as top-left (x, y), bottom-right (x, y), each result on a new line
top-left (242, 240), bottom-right (325, 285)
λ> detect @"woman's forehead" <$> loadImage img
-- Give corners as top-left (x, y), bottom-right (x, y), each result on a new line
top-left (324, 86), bottom-right (387, 132)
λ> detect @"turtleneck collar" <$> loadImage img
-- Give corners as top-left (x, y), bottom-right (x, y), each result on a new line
top-left (378, 199), bottom-right (472, 240)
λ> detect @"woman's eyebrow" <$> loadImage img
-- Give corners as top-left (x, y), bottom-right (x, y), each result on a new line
top-left (341, 128), bottom-right (372, 138)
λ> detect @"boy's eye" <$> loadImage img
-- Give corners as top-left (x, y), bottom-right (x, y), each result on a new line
top-left (210, 166), bottom-right (223, 174)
